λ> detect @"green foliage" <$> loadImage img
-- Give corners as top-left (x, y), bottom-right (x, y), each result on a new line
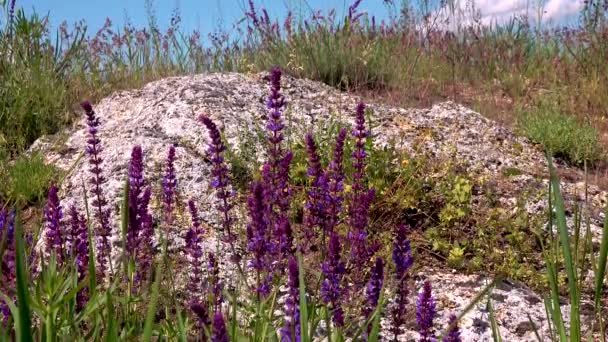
top-left (0, 153), bottom-right (59, 206)
top-left (518, 98), bottom-right (601, 165)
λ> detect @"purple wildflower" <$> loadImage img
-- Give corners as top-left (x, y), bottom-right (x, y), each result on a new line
top-left (191, 301), bottom-right (211, 335)
top-left (321, 232), bottom-right (345, 327)
top-left (303, 133), bottom-right (329, 252)
top-left (81, 101), bottom-right (112, 278)
top-left (68, 206), bottom-right (89, 309)
top-left (348, 0), bottom-right (364, 22)
top-left (326, 128), bottom-right (347, 233)
top-left (200, 116), bottom-right (235, 244)
top-left (247, 182), bottom-right (271, 297)
top-left (364, 257), bottom-right (384, 319)
top-left (348, 103), bottom-right (375, 273)
top-left (45, 184), bottom-right (64, 264)
top-left (391, 224), bottom-right (414, 338)
top-left (443, 314), bottom-right (462, 342)
top-left (281, 256), bottom-right (301, 342)
top-left (0, 210), bottom-right (15, 324)
top-left (127, 146), bottom-right (155, 281)
top-left (247, 0), bottom-right (259, 28)
top-left (212, 311), bottom-right (229, 342)
top-left (162, 145), bottom-right (177, 224)
top-left (185, 200), bottom-right (204, 300)
top-left (416, 281), bottom-right (436, 342)
top-left (208, 252), bottom-right (222, 310)
top-left (8, 0), bottom-right (15, 24)
top-left (262, 67), bottom-right (294, 264)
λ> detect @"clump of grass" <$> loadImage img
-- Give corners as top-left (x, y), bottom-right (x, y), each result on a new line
top-left (0, 152), bottom-right (59, 206)
top-left (518, 98), bottom-right (601, 165)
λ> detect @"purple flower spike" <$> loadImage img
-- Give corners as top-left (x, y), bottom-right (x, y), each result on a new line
top-left (45, 184), bottom-right (64, 265)
top-left (199, 116), bottom-right (235, 244)
top-left (364, 257), bottom-right (384, 319)
top-left (443, 314), bottom-right (462, 342)
top-left (162, 145), bottom-right (177, 224)
top-left (303, 133), bottom-right (329, 252)
top-left (211, 311), bottom-right (229, 342)
top-left (280, 256), bottom-right (301, 342)
top-left (321, 232), bottom-right (345, 327)
top-left (81, 101), bottom-right (112, 278)
top-left (208, 252), bottom-right (222, 309)
top-left (185, 200), bottom-right (204, 300)
top-left (326, 128), bottom-right (347, 233)
top-left (348, 103), bottom-right (375, 274)
top-left (417, 281), bottom-right (436, 342)
top-left (190, 301), bottom-right (211, 331)
top-left (392, 224), bottom-right (414, 338)
top-left (68, 206), bottom-right (89, 309)
top-left (246, 182), bottom-right (271, 297)
top-left (127, 146), bottom-right (155, 282)
top-left (0, 210), bottom-right (16, 324)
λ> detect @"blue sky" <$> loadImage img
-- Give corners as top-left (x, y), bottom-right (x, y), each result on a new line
top-left (16, 0), bottom-right (392, 36)
top-left (14, 0), bottom-right (582, 37)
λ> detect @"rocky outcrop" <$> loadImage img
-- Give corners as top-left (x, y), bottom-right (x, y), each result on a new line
top-left (32, 72), bottom-right (606, 340)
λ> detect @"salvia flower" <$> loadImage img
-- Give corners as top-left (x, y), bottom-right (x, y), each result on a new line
top-left (364, 257), bottom-right (384, 319)
top-left (45, 183), bottom-right (64, 264)
top-left (162, 145), bottom-right (177, 224)
top-left (303, 133), bottom-right (330, 252)
top-left (81, 101), bottom-right (112, 278)
top-left (68, 205), bottom-right (89, 309)
top-left (208, 252), bottom-right (222, 310)
top-left (246, 182), bottom-right (271, 297)
top-left (0, 210), bottom-right (15, 324)
top-left (443, 314), bottom-right (462, 342)
top-left (391, 224), bottom-right (414, 338)
top-left (326, 127), bottom-right (347, 233)
top-left (280, 256), bottom-right (301, 342)
top-left (212, 311), bottom-right (229, 342)
top-left (321, 232), bottom-right (345, 327)
top-left (416, 281), bottom-right (436, 342)
top-left (200, 115), bottom-right (235, 243)
top-left (351, 102), bottom-right (368, 195)
top-left (127, 145), bottom-right (145, 254)
top-left (185, 200), bottom-right (204, 299)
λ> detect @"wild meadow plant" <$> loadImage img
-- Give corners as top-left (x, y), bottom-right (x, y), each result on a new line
top-left (0, 66), bottom-right (606, 341)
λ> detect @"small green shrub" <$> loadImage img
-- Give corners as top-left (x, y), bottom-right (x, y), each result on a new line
top-left (518, 99), bottom-right (601, 164)
top-left (0, 153), bottom-right (59, 206)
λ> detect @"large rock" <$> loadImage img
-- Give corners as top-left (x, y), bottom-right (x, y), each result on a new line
top-left (32, 72), bottom-right (605, 340)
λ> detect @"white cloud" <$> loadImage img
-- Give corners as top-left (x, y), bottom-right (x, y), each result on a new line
top-left (430, 0), bottom-right (583, 30)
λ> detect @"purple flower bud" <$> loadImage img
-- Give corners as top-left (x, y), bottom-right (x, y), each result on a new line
top-left (443, 314), bottom-right (461, 342)
top-left (417, 281), bottom-right (436, 342)
top-left (45, 184), bottom-right (64, 264)
top-left (211, 311), bottom-right (229, 342)
top-left (280, 256), bottom-right (301, 342)
top-left (326, 128), bottom-right (347, 233)
top-left (80, 101), bottom-right (112, 278)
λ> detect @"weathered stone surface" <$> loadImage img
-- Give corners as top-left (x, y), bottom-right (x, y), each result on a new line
top-left (32, 71), bottom-right (606, 340)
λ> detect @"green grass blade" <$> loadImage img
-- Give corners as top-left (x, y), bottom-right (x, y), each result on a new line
top-left (14, 211), bottom-right (33, 342)
top-left (548, 155), bottom-right (581, 341)
top-left (121, 178), bottom-right (130, 277)
top-left (143, 241), bottom-right (165, 342)
top-left (82, 180), bottom-right (98, 299)
top-left (594, 201), bottom-right (608, 309)
top-left (367, 292), bottom-right (385, 342)
top-left (105, 291), bottom-right (118, 342)
top-left (297, 253), bottom-right (309, 342)
top-left (488, 297), bottom-right (502, 342)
